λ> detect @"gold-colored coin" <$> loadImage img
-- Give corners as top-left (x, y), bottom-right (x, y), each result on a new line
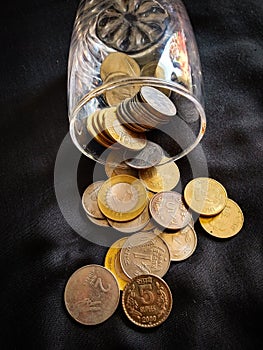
top-left (184, 177), bottom-right (228, 216)
top-left (122, 274), bottom-right (173, 328)
top-left (64, 264), bottom-right (120, 325)
top-left (105, 84), bottom-right (140, 107)
top-left (107, 203), bottom-right (150, 233)
top-left (104, 107), bottom-right (147, 151)
top-left (160, 225), bottom-right (197, 261)
top-left (104, 237), bottom-right (130, 291)
top-left (140, 60), bottom-right (158, 77)
top-left (86, 110), bottom-right (113, 148)
top-left (199, 198), bottom-right (244, 238)
top-left (139, 157), bottom-right (180, 192)
top-left (97, 175), bottom-right (148, 222)
top-left (104, 72), bottom-right (130, 83)
top-left (100, 52), bottom-right (140, 81)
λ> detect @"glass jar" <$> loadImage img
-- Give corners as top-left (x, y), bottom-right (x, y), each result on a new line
top-left (67, 0), bottom-right (206, 165)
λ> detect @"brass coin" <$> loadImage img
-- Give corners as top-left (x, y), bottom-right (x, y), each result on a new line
top-left (139, 158), bottom-right (180, 192)
top-left (86, 109), bottom-right (114, 148)
top-left (107, 203), bottom-right (150, 233)
top-left (199, 198), bottom-right (244, 238)
top-left (104, 107), bottom-right (147, 151)
top-left (124, 141), bottom-right (164, 169)
top-left (82, 181), bottom-right (105, 219)
top-left (100, 52), bottom-right (140, 81)
top-left (120, 231), bottom-right (170, 279)
top-left (160, 225), bottom-right (197, 261)
top-left (140, 60), bottom-right (158, 77)
top-left (104, 237), bottom-right (130, 291)
top-left (86, 214), bottom-right (110, 227)
top-left (104, 71), bottom-right (130, 83)
top-left (105, 83), bottom-right (140, 107)
top-left (184, 177), bottom-right (228, 216)
top-left (122, 274), bottom-right (173, 328)
top-left (149, 191), bottom-right (192, 230)
top-left (97, 175), bottom-right (148, 222)
top-left (64, 264), bottom-right (120, 325)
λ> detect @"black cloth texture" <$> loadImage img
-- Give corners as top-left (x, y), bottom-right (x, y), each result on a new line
top-left (0, 0), bottom-right (262, 349)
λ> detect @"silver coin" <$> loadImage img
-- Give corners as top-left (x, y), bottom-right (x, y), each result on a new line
top-left (140, 86), bottom-right (177, 117)
top-left (124, 141), bottom-right (164, 169)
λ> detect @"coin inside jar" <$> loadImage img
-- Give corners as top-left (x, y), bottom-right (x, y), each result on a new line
top-left (100, 52), bottom-right (141, 81)
top-left (64, 264), bottom-right (120, 325)
top-left (122, 274), bottom-right (173, 328)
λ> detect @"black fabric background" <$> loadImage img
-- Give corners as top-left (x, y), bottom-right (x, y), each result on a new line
top-left (0, 0), bottom-right (262, 349)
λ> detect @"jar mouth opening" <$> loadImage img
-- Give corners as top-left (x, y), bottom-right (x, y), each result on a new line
top-left (69, 76), bottom-right (206, 165)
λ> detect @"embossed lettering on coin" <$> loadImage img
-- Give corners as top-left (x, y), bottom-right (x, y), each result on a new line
top-left (64, 264), bottom-right (120, 325)
top-left (149, 191), bottom-right (192, 230)
top-left (184, 177), bottom-right (227, 216)
top-left (122, 274), bottom-right (173, 328)
top-left (120, 231), bottom-right (170, 279)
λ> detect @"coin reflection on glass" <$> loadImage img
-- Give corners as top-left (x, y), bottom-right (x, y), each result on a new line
top-left (64, 264), bottom-right (120, 325)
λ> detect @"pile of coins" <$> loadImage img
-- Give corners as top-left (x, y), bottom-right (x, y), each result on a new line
top-left (64, 147), bottom-right (244, 327)
top-left (64, 52), bottom-right (244, 328)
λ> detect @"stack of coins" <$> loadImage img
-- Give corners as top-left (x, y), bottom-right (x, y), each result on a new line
top-left (86, 51), bottom-right (179, 166)
top-left (116, 86), bottom-right (177, 132)
top-left (87, 106), bottom-right (147, 150)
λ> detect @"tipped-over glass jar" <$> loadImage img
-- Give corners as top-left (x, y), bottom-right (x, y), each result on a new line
top-left (68, 0), bottom-right (206, 165)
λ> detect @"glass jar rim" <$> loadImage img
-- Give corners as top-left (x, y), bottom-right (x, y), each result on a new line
top-left (69, 76), bottom-right (206, 164)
